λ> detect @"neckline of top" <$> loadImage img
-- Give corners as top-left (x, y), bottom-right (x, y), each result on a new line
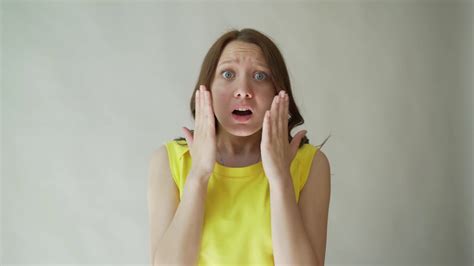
top-left (213, 160), bottom-right (263, 178)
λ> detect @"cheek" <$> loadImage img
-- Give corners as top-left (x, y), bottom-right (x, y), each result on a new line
top-left (211, 90), bottom-right (230, 112)
top-left (259, 91), bottom-right (277, 110)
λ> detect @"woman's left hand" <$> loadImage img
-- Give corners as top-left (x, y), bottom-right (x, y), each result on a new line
top-left (261, 90), bottom-right (307, 185)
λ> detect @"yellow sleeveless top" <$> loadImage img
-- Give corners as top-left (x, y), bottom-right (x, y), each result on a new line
top-left (165, 139), bottom-right (318, 265)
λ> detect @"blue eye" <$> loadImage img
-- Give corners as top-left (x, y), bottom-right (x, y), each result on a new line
top-left (254, 72), bottom-right (267, 81)
top-left (222, 70), bottom-right (234, 79)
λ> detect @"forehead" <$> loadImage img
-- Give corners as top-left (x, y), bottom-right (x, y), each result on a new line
top-left (218, 41), bottom-right (268, 67)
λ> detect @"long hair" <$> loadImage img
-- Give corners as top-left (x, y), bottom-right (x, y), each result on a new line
top-left (175, 28), bottom-right (330, 149)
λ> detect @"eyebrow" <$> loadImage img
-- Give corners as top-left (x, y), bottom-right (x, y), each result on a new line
top-left (218, 59), bottom-right (270, 70)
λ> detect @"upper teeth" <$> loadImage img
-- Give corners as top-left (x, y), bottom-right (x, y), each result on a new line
top-left (236, 108), bottom-right (249, 111)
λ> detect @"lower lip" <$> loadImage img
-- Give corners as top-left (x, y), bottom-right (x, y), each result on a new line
top-left (232, 113), bottom-right (252, 122)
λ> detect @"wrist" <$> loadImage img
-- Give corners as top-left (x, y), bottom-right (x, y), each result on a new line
top-left (268, 172), bottom-right (292, 188)
top-left (189, 168), bottom-right (212, 183)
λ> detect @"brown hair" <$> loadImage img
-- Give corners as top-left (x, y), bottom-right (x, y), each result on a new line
top-left (176, 28), bottom-right (330, 149)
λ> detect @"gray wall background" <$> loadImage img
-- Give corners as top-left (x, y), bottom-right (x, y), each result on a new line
top-left (1, 0), bottom-right (472, 265)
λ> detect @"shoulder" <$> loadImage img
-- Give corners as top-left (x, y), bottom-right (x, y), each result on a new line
top-left (298, 144), bottom-right (330, 176)
top-left (148, 143), bottom-right (181, 193)
top-left (295, 143), bottom-right (318, 160)
top-left (300, 139), bottom-right (330, 171)
top-left (313, 148), bottom-right (330, 170)
top-left (167, 138), bottom-right (189, 149)
top-left (163, 138), bottom-right (188, 148)
top-left (148, 145), bottom-right (169, 171)
top-left (300, 146), bottom-right (331, 200)
top-left (298, 146), bottom-right (331, 265)
top-left (159, 139), bottom-right (189, 159)
top-left (295, 143), bottom-right (331, 196)
top-left (149, 139), bottom-right (186, 166)
top-left (298, 145), bottom-right (331, 220)
top-left (309, 146), bottom-right (330, 188)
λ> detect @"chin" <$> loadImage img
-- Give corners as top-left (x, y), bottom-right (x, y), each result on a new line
top-left (218, 122), bottom-right (262, 137)
top-left (228, 129), bottom-right (259, 137)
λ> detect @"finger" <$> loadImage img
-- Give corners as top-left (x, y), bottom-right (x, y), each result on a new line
top-left (195, 87), bottom-right (201, 128)
top-left (205, 88), bottom-right (216, 129)
top-left (282, 92), bottom-right (289, 138)
top-left (199, 85), bottom-right (205, 122)
top-left (203, 86), bottom-right (208, 120)
top-left (277, 90), bottom-right (285, 136)
top-left (204, 89), bottom-right (213, 126)
top-left (182, 126), bottom-right (194, 147)
top-left (197, 85), bottom-right (206, 134)
top-left (262, 110), bottom-right (271, 144)
top-left (270, 94), bottom-right (279, 137)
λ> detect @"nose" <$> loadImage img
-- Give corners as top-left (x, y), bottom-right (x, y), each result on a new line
top-left (233, 78), bottom-right (253, 99)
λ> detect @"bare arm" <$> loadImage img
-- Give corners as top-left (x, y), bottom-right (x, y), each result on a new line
top-left (261, 89), bottom-right (330, 265)
top-left (149, 85), bottom-right (216, 265)
top-left (269, 177), bottom-right (318, 265)
top-left (147, 145), bottom-right (209, 265)
top-left (269, 150), bottom-right (331, 266)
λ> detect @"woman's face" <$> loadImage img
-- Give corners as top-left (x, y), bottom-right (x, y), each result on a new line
top-left (210, 41), bottom-right (276, 137)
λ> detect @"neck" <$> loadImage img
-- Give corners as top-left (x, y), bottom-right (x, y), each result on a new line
top-left (216, 127), bottom-right (261, 165)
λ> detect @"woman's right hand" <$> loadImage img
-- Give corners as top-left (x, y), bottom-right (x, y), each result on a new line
top-left (182, 85), bottom-right (217, 181)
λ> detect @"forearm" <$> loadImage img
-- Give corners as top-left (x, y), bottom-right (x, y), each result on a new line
top-left (154, 173), bottom-right (209, 265)
top-left (269, 176), bottom-right (319, 265)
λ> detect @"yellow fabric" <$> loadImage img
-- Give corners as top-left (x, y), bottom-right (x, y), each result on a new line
top-left (165, 139), bottom-right (319, 265)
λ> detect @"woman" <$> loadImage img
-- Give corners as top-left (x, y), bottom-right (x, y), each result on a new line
top-left (148, 28), bottom-right (331, 265)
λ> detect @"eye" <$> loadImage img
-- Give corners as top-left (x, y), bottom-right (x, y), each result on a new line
top-left (254, 71), bottom-right (267, 81)
top-left (221, 70), bottom-right (234, 79)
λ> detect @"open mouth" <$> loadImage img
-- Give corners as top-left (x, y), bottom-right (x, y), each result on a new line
top-left (232, 109), bottom-right (253, 122)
